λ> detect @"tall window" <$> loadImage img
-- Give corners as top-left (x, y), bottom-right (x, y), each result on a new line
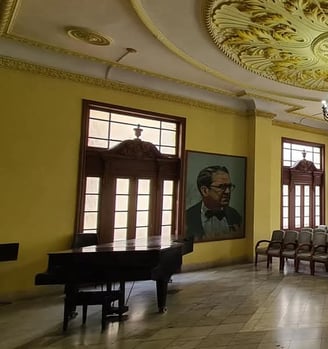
top-left (281, 138), bottom-right (324, 229)
top-left (75, 100), bottom-right (185, 243)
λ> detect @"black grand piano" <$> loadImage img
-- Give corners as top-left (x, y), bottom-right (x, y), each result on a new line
top-left (35, 236), bottom-right (193, 330)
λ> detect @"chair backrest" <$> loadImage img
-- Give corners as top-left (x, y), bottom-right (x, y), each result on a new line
top-left (314, 227), bottom-right (327, 234)
top-left (312, 231), bottom-right (327, 253)
top-left (300, 227), bottom-right (313, 234)
top-left (316, 225), bottom-right (328, 232)
top-left (271, 229), bottom-right (285, 241)
top-left (72, 233), bottom-right (99, 248)
top-left (298, 230), bottom-right (312, 245)
top-left (283, 230), bottom-right (298, 249)
top-left (270, 229), bottom-right (285, 248)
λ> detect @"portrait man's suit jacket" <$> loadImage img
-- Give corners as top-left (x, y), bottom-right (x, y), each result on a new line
top-left (186, 201), bottom-right (242, 241)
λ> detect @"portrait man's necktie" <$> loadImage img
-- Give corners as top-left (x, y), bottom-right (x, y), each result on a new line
top-left (205, 209), bottom-right (225, 221)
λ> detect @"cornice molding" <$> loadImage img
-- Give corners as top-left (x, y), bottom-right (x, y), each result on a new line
top-left (0, 55), bottom-right (245, 116)
top-left (273, 119), bottom-right (328, 136)
top-left (256, 110), bottom-right (276, 119)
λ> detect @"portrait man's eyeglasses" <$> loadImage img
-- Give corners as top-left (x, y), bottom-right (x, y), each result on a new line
top-left (210, 183), bottom-right (236, 192)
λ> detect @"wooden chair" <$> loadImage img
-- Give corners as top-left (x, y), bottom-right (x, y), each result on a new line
top-left (267, 230), bottom-right (298, 270)
top-left (254, 230), bottom-right (285, 267)
top-left (63, 287), bottom-right (124, 331)
top-left (280, 230), bottom-right (312, 271)
top-left (295, 231), bottom-right (327, 273)
top-left (64, 233), bottom-right (126, 331)
top-left (72, 233), bottom-right (98, 249)
top-left (310, 234), bottom-right (328, 275)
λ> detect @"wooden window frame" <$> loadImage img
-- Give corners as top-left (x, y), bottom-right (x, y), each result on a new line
top-left (281, 137), bottom-right (325, 229)
top-left (74, 100), bottom-right (186, 243)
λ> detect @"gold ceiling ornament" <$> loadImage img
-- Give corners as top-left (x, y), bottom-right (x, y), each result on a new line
top-left (204, 0), bottom-right (328, 91)
top-left (65, 26), bottom-right (111, 46)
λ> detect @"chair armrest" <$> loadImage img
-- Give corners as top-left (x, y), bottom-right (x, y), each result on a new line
top-left (268, 240), bottom-right (283, 248)
top-left (283, 242), bottom-right (297, 249)
top-left (255, 240), bottom-right (270, 248)
top-left (295, 243), bottom-right (312, 253)
top-left (311, 244), bottom-right (328, 255)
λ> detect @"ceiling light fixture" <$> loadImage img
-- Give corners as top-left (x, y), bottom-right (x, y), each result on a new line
top-left (322, 100), bottom-right (328, 121)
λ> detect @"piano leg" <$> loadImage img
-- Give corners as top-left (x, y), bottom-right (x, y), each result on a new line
top-left (156, 279), bottom-right (169, 313)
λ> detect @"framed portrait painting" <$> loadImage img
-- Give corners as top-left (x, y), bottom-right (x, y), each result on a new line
top-left (184, 150), bottom-right (246, 242)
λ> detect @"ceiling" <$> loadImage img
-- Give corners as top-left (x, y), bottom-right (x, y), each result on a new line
top-left (1, 0), bottom-right (328, 131)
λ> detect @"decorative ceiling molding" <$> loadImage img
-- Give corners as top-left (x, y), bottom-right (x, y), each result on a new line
top-left (65, 26), bottom-right (111, 46)
top-left (0, 55), bottom-right (245, 116)
top-left (205, 0), bottom-right (328, 91)
top-left (0, 0), bottom-right (236, 101)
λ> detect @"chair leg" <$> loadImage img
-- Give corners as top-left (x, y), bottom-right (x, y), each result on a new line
top-left (295, 258), bottom-right (299, 272)
top-left (63, 298), bottom-right (71, 331)
top-left (266, 256), bottom-right (271, 268)
top-left (310, 260), bottom-right (315, 275)
top-left (82, 304), bottom-right (88, 324)
top-left (279, 256), bottom-right (284, 271)
top-left (255, 253), bottom-right (258, 266)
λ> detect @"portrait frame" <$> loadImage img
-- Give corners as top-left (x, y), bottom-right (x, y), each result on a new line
top-left (184, 150), bottom-right (246, 242)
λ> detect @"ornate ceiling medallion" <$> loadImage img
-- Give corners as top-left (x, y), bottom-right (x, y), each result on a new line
top-left (205, 0), bottom-right (328, 91)
top-left (65, 26), bottom-right (111, 46)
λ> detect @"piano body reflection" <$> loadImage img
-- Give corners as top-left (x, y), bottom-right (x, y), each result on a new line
top-left (35, 236), bottom-right (193, 328)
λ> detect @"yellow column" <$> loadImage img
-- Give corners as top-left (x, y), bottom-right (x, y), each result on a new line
top-left (250, 110), bottom-right (276, 250)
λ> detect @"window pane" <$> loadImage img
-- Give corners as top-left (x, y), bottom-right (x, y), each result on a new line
top-left (116, 179), bottom-right (129, 194)
top-left (88, 138), bottom-right (108, 148)
top-left (141, 127), bottom-right (160, 144)
top-left (86, 177), bottom-right (100, 193)
top-left (163, 181), bottom-right (173, 194)
top-left (89, 119), bottom-right (109, 139)
top-left (115, 196), bottom-right (129, 211)
top-left (90, 109), bottom-right (109, 120)
top-left (136, 211), bottom-right (148, 226)
top-left (295, 207), bottom-right (300, 216)
top-left (83, 212), bottom-right (98, 229)
top-left (114, 212), bottom-right (128, 228)
top-left (85, 195), bottom-right (99, 211)
top-left (161, 226), bottom-right (171, 240)
top-left (114, 228), bottom-right (127, 241)
top-left (163, 196), bottom-right (173, 210)
top-left (138, 179), bottom-right (150, 194)
top-left (111, 122), bottom-right (135, 140)
top-left (295, 218), bottom-right (301, 227)
top-left (137, 196), bottom-right (149, 210)
top-left (162, 211), bottom-right (172, 225)
top-left (161, 130), bottom-right (176, 146)
top-left (136, 227), bottom-right (148, 240)
top-left (295, 185), bottom-right (300, 195)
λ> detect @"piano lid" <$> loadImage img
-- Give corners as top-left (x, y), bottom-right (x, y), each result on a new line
top-left (50, 236), bottom-right (183, 254)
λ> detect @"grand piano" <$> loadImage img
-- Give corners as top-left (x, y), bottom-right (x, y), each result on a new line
top-left (35, 236), bottom-right (193, 329)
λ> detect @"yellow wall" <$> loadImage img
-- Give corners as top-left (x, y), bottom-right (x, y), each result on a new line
top-left (1, 64), bottom-right (328, 300)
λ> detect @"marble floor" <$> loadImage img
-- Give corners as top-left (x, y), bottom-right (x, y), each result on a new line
top-left (2, 259), bottom-right (328, 349)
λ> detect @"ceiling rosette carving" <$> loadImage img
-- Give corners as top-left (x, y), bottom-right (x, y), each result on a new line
top-left (205, 0), bottom-right (328, 90)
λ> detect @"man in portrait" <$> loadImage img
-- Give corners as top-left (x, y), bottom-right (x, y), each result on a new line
top-left (185, 165), bottom-right (243, 242)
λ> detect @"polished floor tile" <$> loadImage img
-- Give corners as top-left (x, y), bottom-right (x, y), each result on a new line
top-left (2, 259), bottom-right (328, 348)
